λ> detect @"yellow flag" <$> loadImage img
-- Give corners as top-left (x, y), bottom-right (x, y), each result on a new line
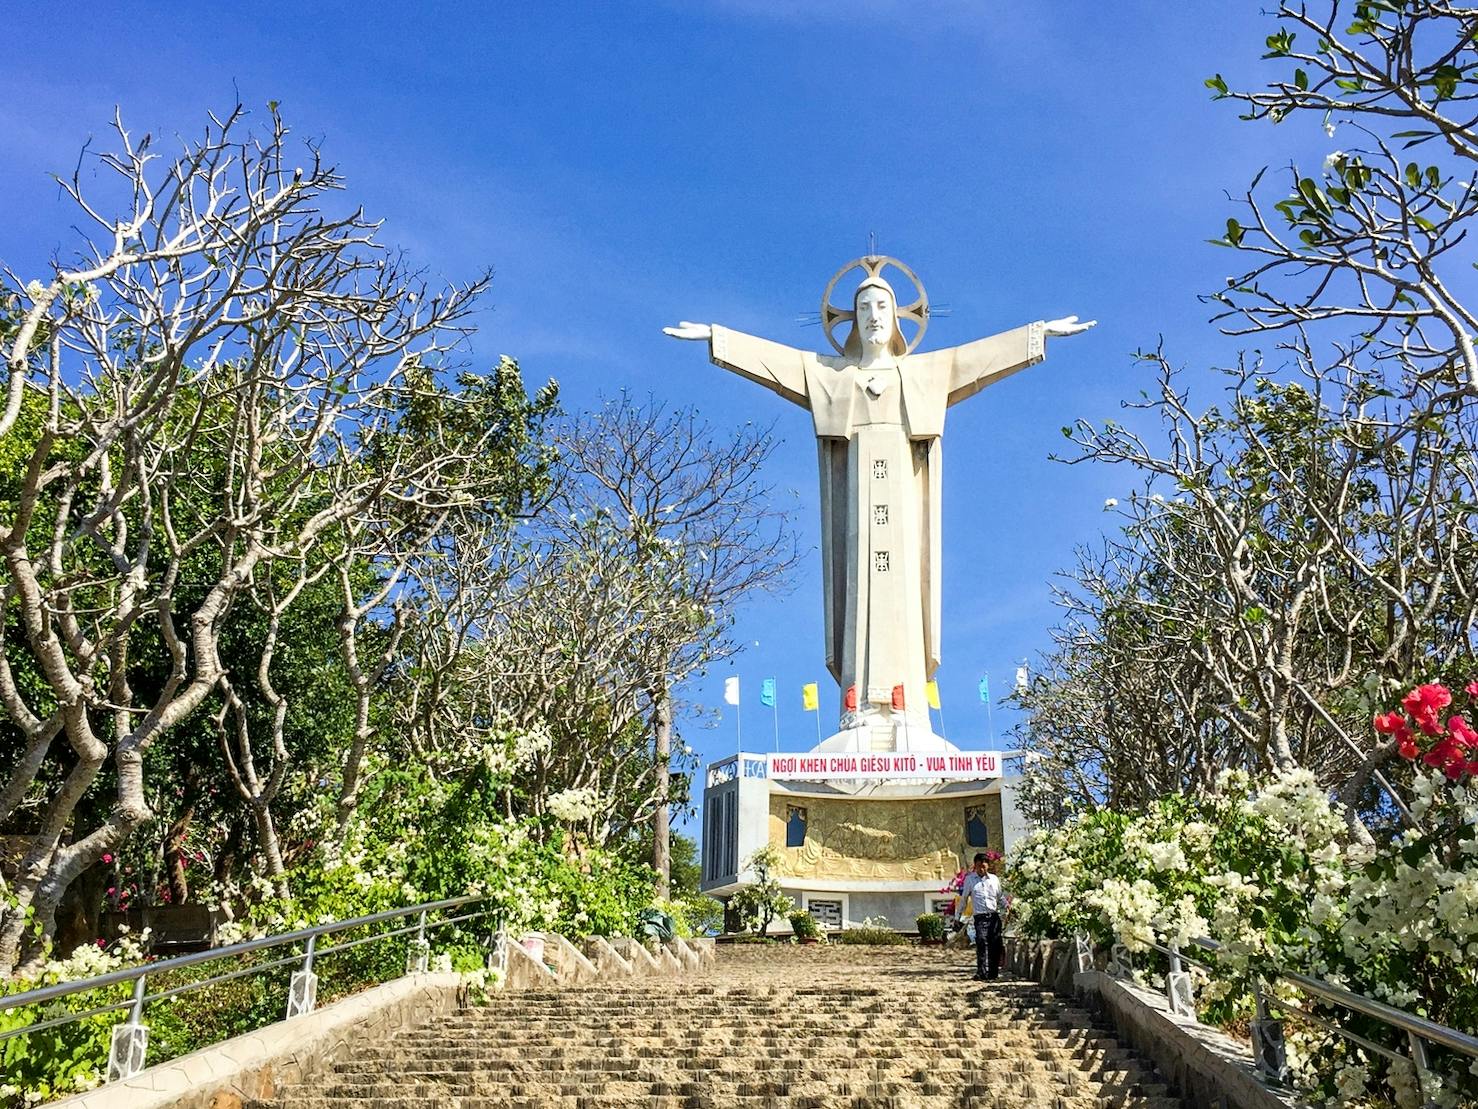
top-left (925, 680), bottom-right (941, 710)
top-left (801, 682), bottom-right (819, 711)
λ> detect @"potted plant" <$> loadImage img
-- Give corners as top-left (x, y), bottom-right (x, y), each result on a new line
top-left (788, 909), bottom-right (822, 944)
top-left (916, 912), bottom-right (946, 945)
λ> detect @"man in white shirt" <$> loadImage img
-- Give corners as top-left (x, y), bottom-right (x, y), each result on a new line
top-left (957, 852), bottom-right (1007, 980)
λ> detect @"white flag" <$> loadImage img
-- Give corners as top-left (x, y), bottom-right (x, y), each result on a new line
top-left (724, 676), bottom-right (740, 706)
top-left (1015, 665), bottom-right (1029, 693)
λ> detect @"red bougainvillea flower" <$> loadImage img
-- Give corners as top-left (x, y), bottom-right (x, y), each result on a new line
top-left (1449, 716), bottom-right (1478, 748)
top-left (101, 853), bottom-right (113, 864)
top-left (1467, 680), bottom-right (1478, 698)
top-left (1424, 735), bottom-right (1469, 778)
top-left (1373, 711), bottom-right (1407, 734)
top-left (1403, 684), bottom-right (1453, 735)
top-left (1398, 736), bottom-right (1420, 760)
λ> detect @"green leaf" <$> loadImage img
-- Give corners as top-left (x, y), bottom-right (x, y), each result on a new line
top-left (1225, 218), bottom-right (1245, 246)
top-left (1264, 29), bottom-right (1296, 57)
top-left (1406, 162), bottom-right (1421, 188)
top-left (1205, 73), bottom-right (1229, 95)
top-left (1294, 68), bottom-right (1309, 91)
top-left (1433, 64), bottom-right (1461, 100)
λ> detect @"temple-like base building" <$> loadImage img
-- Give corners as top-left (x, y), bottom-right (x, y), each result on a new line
top-left (700, 726), bottom-right (1026, 933)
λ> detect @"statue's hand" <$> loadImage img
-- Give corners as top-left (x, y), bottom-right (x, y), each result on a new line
top-left (662, 321), bottom-right (713, 341)
top-left (1043, 315), bottom-right (1097, 337)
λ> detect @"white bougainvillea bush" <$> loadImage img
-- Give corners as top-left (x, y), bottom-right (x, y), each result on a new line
top-left (1009, 681), bottom-right (1478, 1107)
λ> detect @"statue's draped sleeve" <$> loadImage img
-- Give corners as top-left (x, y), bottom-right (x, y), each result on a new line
top-left (945, 322), bottom-right (1046, 407)
top-left (708, 326), bottom-right (810, 407)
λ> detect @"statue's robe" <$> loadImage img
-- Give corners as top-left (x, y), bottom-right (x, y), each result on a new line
top-left (708, 322), bottom-right (1045, 728)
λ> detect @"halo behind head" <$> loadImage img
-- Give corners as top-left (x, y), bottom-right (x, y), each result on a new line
top-left (821, 255), bottom-right (930, 357)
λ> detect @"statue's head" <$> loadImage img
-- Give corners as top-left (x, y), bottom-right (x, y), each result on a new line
top-left (845, 276), bottom-right (908, 359)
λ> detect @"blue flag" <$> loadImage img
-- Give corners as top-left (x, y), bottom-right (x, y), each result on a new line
top-left (978, 675), bottom-right (990, 703)
top-left (760, 678), bottom-right (776, 707)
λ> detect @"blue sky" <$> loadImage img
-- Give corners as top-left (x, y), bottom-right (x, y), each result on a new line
top-left (2, 3), bottom-right (1339, 823)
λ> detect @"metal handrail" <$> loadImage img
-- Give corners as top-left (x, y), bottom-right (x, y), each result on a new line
top-left (1093, 930), bottom-right (1476, 1097)
top-left (1184, 935), bottom-right (1478, 1060)
top-left (0, 889), bottom-right (498, 1082)
top-left (0, 893), bottom-right (481, 1015)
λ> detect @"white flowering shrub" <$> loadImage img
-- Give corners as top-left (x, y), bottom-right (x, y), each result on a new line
top-left (1009, 763), bottom-right (1478, 1105)
top-left (0, 932), bottom-right (153, 1105)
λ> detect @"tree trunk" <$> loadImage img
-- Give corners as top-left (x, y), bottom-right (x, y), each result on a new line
top-left (165, 802), bottom-right (196, 903)
top-left (652, 685), bottom-right (672, 899)
top-left (252, 803), bottom-right (289, 900)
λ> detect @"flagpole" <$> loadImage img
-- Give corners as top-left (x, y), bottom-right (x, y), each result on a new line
top-left (937, 697), bottom-right (948, 742)
top-left (772, 692), bottom-right (779, 752)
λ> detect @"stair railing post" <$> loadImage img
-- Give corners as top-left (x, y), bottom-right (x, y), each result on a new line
top-left (1406, 1029), bottom-right (1436, 1108)
top-left (286, 933), bottom-right (319, 1020)
top-left (1106, 942), bottom-right (1130, 979)
top-left (105, 975), bottom-right (150, 1082)
top-left (407, 909), bottom-right (430, 975)
top-left (1249, 980), bottom-right (1288, 1084)
top-left (1164, 942), bottom-right (1195, 1019)
top-left (1073, 932), bottom-right (1093, 974)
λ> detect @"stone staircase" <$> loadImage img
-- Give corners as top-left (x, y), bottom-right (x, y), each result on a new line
top-left (251, 945), bottom-right (1184, 1109)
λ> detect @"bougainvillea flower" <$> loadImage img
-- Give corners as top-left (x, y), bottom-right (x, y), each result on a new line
top-left (1449, 716), bottom-right (1478, 748)
top-left (1397, 736), bottom-right (1420, 760)
top-left (1403, 684), bottom-right (1453, 734)
top-left (1467, 680), bottom-right (1478, 698)
top-left (1373, 711), bottom-right (1406, 734)
top-left (1423, 735), bottom-right (1468, 777)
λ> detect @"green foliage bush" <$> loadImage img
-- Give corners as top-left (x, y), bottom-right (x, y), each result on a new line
top-left (663, 895), bottom-right (724, 938)
top-left (1010, 765), bottom-right (1478, 1105)
top-left (915, 913), bottom-right (945, 942)
top-left (835, 926), bottom-right (906, 946)
top-left (787, 910), bottom-right (820, 940)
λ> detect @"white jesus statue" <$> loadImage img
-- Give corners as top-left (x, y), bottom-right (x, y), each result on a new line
top-left (665, 257), bottom-right (1093, 750)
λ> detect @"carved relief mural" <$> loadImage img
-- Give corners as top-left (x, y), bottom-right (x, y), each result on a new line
top-left (767, 794), bottom-right (1003, 881)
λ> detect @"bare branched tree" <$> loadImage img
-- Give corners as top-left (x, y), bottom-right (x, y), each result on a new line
top-left (1021, 345), bottom-right (1478, 833)
top-left (1206, 2), bottom-right (1478, 395)
top-left (0, 105), bottom-right (490, 973)
top-left (549, 397), bottom-right (800, 892)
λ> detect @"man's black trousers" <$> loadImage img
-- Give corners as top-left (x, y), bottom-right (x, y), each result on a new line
top-left (974, 912), bottom-right (1003, 979)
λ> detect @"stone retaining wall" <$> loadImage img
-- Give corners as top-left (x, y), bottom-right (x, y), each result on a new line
top-left (1005, 937), bottom-right (1305, 1109)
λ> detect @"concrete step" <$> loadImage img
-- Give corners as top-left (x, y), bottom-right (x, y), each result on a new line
top-left (258, 948), bottom-right (1184, 1109)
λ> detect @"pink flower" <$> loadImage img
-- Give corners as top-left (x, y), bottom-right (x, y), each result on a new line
top-left (1466, 680), bottom-right (1478, 698)
top-left (102, 853), bottom-right (113, 864)
top-left (106, 886), bottom-right (115, 896)
top-left (96, 938), bottom-right (106, 948)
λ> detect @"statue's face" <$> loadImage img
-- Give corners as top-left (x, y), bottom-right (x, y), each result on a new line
top-left (855, 285), bottom-right (896, 352)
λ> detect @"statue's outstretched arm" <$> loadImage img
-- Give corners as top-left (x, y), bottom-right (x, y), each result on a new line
top-left (663, 321), bottom-right (809, 407)
top-left (945, 317), bottom-right (1096, 406)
